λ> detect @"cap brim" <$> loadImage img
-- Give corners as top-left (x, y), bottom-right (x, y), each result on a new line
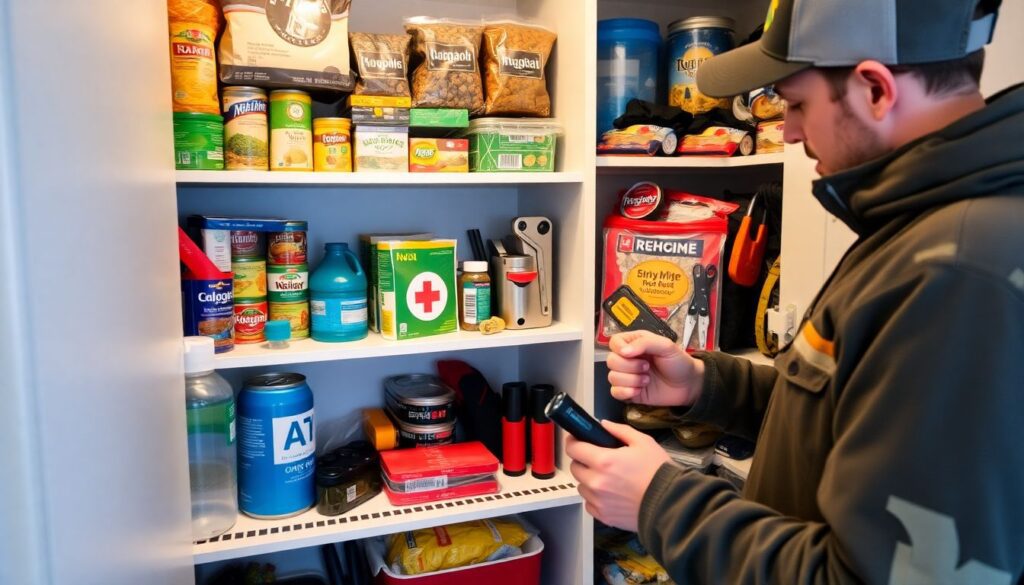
top-left (697, 41), bottom-right (811, 97)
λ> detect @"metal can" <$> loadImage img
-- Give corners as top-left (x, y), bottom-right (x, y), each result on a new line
top-left (384, 374), bottom-right (456, 425)
top-left (267, 222), bottom-right (308, 265)
top-left (313, 117), bottom-right (352, 172)
top-left (667, 17), bottom-right (735, 114)
top-left (173, 112), bottom-right (224, 170)
top-left (268, 264), bottom-right (309, 303)
top-left (233, 300), bottom-right (269, 344)
top-left (270, 89), bottom-right (313, 171)
top-left (270, 300), bottom-right (310, 340)
top-left (237, 373), bottom-right (316, 518)
top-left (223, 86), bottom-right (269, 170)
top-left (231, 257), bottom-right (267, 301)
top-left (396, 420), bottom-right (456, 448)
top-left (231, 230), bottom-right (266, 259)
top-left (182, 277), bottom-right (234, 353)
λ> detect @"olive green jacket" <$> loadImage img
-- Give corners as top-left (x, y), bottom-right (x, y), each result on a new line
top-left (639, 83), bottom-right (1024, 584)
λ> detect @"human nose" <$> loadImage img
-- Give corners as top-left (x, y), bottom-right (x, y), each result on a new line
top-left (782, 114), bottom-right (803, 144)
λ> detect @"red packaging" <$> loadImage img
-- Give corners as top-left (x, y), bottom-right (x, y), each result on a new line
top-left (597, 192), bottom-right (738, 351)
top-left (380, 442), bottom-right (500, 506)
top-left (366, 535), bottom-right (543, 585)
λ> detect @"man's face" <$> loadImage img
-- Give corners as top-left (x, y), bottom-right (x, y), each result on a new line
top-left (775, 69), bottom-right (888, 176)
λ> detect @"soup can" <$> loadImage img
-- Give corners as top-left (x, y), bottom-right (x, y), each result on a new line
top-left (233, 300), bottom-right (269, 344)
top-left (270, 300), bottom-right (310, 340)
top-left (268, 264), bottom-right (309, 303)
top-left (267, 221), bottom-right (308, 265)
top-left (313, 117), bottom-right (353, 172)
top-left (237, 373), bottom-right (316, 518)
top-left (384, 374), bottom-right (456, 425)
top-left (667, 17), bottom-right (735, 114)
top-left (396, 420), bottom-right (456, 448)
top-left (173, 112), bottom-right (224, 170)
top-left (223, 86), bottom-right (269, 170)
top-left (182, 276), bottom-right (234, 353)
top-left (231, 257), bottom-right (267, 301)
top-left (270, 89), bottom-right (313, 171)
top-left (231, 230), bottom-right (266, 258)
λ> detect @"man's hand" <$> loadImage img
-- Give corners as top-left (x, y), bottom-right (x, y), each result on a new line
top-left (607, 330), bottom-right (705, 406)
top-left (565, 420), bottom-right (672, 532)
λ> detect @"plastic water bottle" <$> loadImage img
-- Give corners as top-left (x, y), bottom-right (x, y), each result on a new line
top-left (184, 336), bottom-right (237, 540)
top-left (310, 242), bottom-right (368, 342)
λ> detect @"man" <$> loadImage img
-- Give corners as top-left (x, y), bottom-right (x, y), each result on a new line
top-left (568, 0), bottom-right (1024, 582)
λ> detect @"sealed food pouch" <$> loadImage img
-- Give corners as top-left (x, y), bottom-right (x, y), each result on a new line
top-left (167, 0), bottom-right (221, 115)
top-left (597, 192), bottom-right (738, 350)
top-left (404, 17), bottom-right (485, 113)
top-left (481, 20), bottom-right (556, 116)
top-left (386, 517), bottom-right (532, 575)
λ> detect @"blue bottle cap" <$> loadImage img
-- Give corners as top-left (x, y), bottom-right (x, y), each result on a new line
top-left (265, 320), bottom-right (291, 342)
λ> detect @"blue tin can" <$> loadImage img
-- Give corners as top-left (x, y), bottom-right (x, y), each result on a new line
top-left (667, 17), bottom-right (735, 114)
top-left (181, 277), bottom-right (234, 354)
top-left (237, 372), bottom-right (316, 518)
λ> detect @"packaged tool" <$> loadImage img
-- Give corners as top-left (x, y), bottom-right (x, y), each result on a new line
top-left (597, 191), bottom-right (737, 350)
top-left (379, 441), bottom-right (499, 505)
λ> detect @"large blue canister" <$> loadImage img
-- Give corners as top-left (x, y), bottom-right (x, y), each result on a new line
top-left (667, 16), bottom-right (736, 114)
top-left (597, 19), bottom-right (661, 140)
top-left (310, 242), bottom-right (368, 342)
top-left (237, 372), bottom-right (315, 519)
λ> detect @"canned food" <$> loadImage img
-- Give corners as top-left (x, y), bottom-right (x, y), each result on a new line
top-left (396, 419), bottom-right (456, 448)
top-left (384, 374), bottom-right (456, 425)
top-left (268, 264), bottom-right (309, 303)
top-left (237, 373), bottom-right (316, 518)
top-left (313, 117), bottom-right (352, 172)
top-left (270, 89), bottom-right (313, 171)
top-left (223, 86), bottom-right (269, 170)
top-left (231, 257), bottom-right (267, 301)
top-left (231, 230), bottom-right (266, 258)
top-left (270, 301), bottom-right (310, 339)
top-left (182, 277), bottom-right (234, 353)
top-left (173, 112), bottom-right (224, 170)
top-left (667, 17), bottom-right (735, 114)
top-left (267, 222), bottom-right (308, 265)
top-left (233, 300), bottom-right (269, 344)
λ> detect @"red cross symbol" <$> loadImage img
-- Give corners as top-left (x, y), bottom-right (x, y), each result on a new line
top-left (414, 280), bottom-right (442, 313)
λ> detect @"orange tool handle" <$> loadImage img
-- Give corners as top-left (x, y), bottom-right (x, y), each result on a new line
top-left (728, 216), bottom-right (767, 286)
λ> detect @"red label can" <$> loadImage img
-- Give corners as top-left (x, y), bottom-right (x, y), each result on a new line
top-left (233, 300), bottom-right (268, 344)
top-left (268, 230), bottom-right (307, 265)
top-left (231, 230), bottom-right (266, 258)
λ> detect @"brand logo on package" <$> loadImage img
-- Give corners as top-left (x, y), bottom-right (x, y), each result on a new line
top-left (406, 272), bottom-right (449, 322)
top-left (225, 100), bottom-right (268, 123)
top-left (359, 51), bottom-right (406, 78)
top-left (618, 234), bottom-right (704, 257)
top-left (197, 280), bottom-right (233, 305)
top-left (499, 50), bottom-right (543, 79)
top-left (266, 0), bottom-right (332, 47)
top-left (272, 408), bottom-right (315, 465)
top-left (426, 42), bottom-right (477, 72)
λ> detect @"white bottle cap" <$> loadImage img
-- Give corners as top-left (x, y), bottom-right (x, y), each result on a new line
top-left (463, 261), bottom-right (489, 273)
top-left (183, 336), bottom-right (216, 374)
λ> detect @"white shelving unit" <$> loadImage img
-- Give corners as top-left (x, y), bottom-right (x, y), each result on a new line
top-left (596, 153), bottom-right (784, 169)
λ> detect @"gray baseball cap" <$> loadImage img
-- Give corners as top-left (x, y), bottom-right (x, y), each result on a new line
top-left (697, 0), bottom-right (1001, 97)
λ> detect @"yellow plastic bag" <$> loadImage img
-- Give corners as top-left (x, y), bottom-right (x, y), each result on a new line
top-left (387, 518), bottom-right (531, 575)
top-left (167, 0), bottom-right (220, 115)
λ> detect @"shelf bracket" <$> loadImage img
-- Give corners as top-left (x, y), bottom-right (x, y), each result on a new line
top-left (767, 303), bottom-right (799, 347)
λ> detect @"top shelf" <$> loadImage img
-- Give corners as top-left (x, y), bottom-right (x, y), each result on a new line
top-left (596, 153), bottom-right (784, 170)
top-left (175, 171), bottom-right (584, 186)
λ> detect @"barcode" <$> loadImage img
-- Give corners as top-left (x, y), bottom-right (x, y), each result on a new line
top-left (404, 476), bottom-right (448, 493)
top-left (497, 154), bottom-right (522, 169)
top-left (464, 289), bottom-right (477, 324)
top-left (178, 152), bottom-right (191, 165)
top-left (507, 134), bottom-right (532, 143)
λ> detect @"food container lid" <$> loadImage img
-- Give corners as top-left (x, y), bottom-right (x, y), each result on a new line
top-left (280, 221), bottom-right (308, 232)
top-left (223, 86), bottom-right (266, 95)
top-left (173, 112), bottom-right (223, 123)
top-left (395, 419), bottom-right (456, 433)
top-left (270, 89), bottom-right (312, 101)
top-left (265, 320), bottom-right (291, 342)
top-left (597, 18), bottom-right (662, 45)
top-left (464, 118), bottom-right (563, 136)
top-left (668, 16), bottom-right (735, 35)
top-left (314, 117), bottom-right (352, 129)
top-left (384, 374), bottom-right (456, 406)
top-left (316, 441), bottom-right (379, 487)
top-left (463, 261), bottom-right (489, 273)
top-left (244, 372), bottom-right (307, 390)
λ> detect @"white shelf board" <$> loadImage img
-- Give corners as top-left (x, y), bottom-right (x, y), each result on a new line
top-left (176, 170), bottom-right (585, 186)
top-left (215, 323), bottom-right (583, 369)
top-left (595, 345), bottom-right (774, 367)
top-left (193, 468), bottom-right (580, 564)
top-left (596, 153), bottom-right (785, 170)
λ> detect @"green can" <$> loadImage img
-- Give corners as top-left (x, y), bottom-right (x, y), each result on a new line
top-left (270, 90), bottom-right (312, 171)
top-left (173, 112), bottom-right (224, 170)
top-left (267, 264), bottom-right (309, 303)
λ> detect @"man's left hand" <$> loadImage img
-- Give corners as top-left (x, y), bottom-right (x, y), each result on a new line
top-left (565, 420), bottom-right (673, 532)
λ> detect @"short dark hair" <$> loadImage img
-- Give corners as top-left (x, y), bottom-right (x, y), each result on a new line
top-left (819, 50), bottom-right (986, 101)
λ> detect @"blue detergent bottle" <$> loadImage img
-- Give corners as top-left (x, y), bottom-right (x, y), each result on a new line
top-left (310, 243), bottom-right (368, 342)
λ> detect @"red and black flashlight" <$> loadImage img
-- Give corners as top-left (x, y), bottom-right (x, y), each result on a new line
top-left (502, 382), bottom-right (528, 477)
top-left (529, 384), bottom-right (556, 479)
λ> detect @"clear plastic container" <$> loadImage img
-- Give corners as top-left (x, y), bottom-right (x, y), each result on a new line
top-left (597, 19), bottom-right (661, 140)
top-left (463, 118), bottom-right (563, 172)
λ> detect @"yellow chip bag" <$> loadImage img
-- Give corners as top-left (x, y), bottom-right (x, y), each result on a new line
top-left (167, 0), bottom-right (220, 115)
top-left (387, 518), bottom-right (530, 575)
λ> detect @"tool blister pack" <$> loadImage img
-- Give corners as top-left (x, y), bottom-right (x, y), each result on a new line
top-left (597, 186), bottom-right (738, 351)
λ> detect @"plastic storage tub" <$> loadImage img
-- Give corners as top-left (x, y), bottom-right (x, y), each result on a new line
top-left (365, 534), bottom-right (544, 585)
top-left (596, 19), bottom-right (661, 140)
top-left (463, 119), bottom-right (561, 172)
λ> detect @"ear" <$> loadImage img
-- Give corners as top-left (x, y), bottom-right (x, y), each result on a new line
top-left (850, 61), bottom-right (898, 121)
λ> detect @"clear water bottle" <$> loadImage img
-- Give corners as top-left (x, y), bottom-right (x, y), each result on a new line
top-left (184, 336), bottom-right (238, 540)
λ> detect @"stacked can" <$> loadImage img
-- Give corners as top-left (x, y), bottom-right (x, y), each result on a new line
top-left (267, 221), bottom-right (310, 340)
top-left (231, 230), bottom-right (269, 344)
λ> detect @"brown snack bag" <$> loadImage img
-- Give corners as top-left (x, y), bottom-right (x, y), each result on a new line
top-left (404, 17), bottom-right (484, 113)
top-left (350, 32), bottom-right (411, 97)
top-left (482, 21), bottom-right (556, 116)
top-left (167, 0), bottom-right (221, 115)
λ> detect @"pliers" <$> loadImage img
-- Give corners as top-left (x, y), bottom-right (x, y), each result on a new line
top-left (682, 264), bottom-right (717, 350)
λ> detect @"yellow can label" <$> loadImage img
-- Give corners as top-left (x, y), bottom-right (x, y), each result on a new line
top-left (314, 131), bottom-right (352, 172)
top-left (232, 259), bottom-right (267, 301)
top-left (270, 301), bottom-right (310, 339)
top-left (625, 260), bottom-right (690, 306)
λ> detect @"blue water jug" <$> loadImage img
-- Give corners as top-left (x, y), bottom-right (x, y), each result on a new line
top-left (310, 243), bottom-right (368, 342)
top-left (597, 19), bottom-right (662, 141)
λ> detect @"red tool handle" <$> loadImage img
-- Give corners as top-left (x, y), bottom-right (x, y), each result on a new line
top-left (502, 419), bottom-right (527, 477)
top-left (178, 227), bottom-right (228, 279)
top-left (728, 216), bottom-right (767, 287)
top-left (530, 421), bottom-right (555, 479)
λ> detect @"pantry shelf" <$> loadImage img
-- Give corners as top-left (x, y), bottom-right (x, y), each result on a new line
top-left (193, 468), bottom-right (581, 564)
top-left (175, 170), bottom-right (585, 186)
top-left (596, 153), bottom-right (785, 170)
top-left (594, 345), bottom-right (774, 367)
top-left (214, 323), bottom-right (583, 368)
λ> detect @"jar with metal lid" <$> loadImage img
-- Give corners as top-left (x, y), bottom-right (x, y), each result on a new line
top-left (459, 260), bottom-right (491, 331)
top-left (384, 374), bottom-right (456, 425)
top-left (667, 17), bottom-right (736, 114)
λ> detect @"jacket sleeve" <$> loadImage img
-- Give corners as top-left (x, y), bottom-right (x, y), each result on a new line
top-left (639, 264), bottom-right (1024, 584)
top-left (683, 351), bottom-right (778, 440)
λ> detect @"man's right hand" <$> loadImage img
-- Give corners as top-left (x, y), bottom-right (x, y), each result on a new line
top-left (607, 331), bottom-right (705, 407)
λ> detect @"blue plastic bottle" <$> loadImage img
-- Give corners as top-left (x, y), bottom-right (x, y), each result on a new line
top-left (597, 19), bottom-right (662, 140)
top-left (310, 243), bottom-right (368, 342)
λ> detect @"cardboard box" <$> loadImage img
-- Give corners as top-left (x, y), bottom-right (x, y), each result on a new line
top-left (409, 138), bottom-right (469, 173)
top-left (354, 126), bottom-right (409, 172)
top-left (348, 94), bottom-right (413, 108)
top-left (377, 239), bottom-right (457, 340)
top-left (359, 233), bottom-right (433, 332)
top-left (410, 108), bottom-right (469, 129)
top-left (351, 106), bottom-right (411, 126)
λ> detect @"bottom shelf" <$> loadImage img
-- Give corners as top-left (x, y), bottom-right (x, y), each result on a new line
top-left (194, 467), bottom-right (580, 564)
